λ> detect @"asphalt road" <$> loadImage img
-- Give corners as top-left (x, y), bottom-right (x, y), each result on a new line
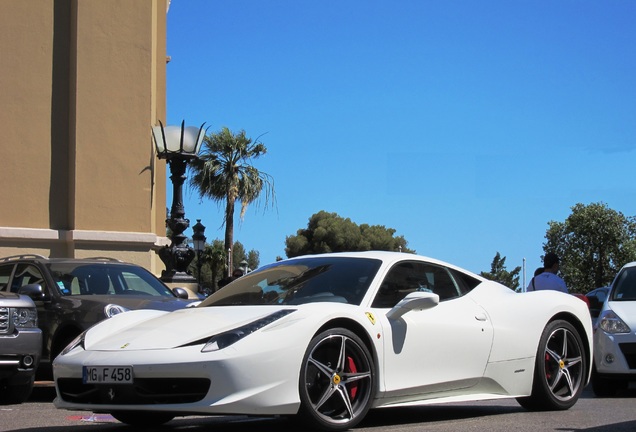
top-left (2, 384), bottom-right (635, 432)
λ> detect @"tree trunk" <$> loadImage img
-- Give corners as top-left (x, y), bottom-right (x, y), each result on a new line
top-left (224, 199), bottom-right (235, 276)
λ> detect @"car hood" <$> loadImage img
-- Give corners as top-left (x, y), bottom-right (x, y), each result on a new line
top-left (608, 300), bottom-right (636, 326)
top-left (85, 305), bottom-right (297, 351)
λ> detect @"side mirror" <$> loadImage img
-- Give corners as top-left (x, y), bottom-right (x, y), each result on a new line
top-left (387, 291), bottom-right (439, 320)
top-left (172, 287), bottom-right (190, 299)
top-left (18, 283), bottom-right (46, 301)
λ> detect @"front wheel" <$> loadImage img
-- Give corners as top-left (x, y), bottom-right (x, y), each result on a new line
top-left (591, 366), bottom-right (628, 397)
top-left (111, 411), bottom-right (175, 426)
top-left (297, 328), bottom-right (376, 431)
top-left (0, 381), bottom-right (34, 405)
top-left (517, 320), bottom-right (587, 411)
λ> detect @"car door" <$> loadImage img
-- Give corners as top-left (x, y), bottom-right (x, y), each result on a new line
top-left (372, 261), bottom-right (493, 400)
top-left (9, 263), bottom-right (56, 361)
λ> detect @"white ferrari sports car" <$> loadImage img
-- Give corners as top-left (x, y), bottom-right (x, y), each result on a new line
top-left (53, 251), bottom-right (593, 431)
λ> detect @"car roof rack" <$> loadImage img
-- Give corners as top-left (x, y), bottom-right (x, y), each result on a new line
top-left (0, 254), bottom-right (48, 262)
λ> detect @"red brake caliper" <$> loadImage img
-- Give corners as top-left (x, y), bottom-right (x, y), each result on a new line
top-left (346, 356), bottom-right (358, 399)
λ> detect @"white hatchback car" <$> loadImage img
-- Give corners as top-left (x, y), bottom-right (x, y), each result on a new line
top-left (592, 261), bottom-right (636, 396)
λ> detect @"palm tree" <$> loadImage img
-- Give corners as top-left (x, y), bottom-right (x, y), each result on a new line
top-left (201, 239), bottom-right (227, 292)
top-left (188, 127), bottom-right (274, 274)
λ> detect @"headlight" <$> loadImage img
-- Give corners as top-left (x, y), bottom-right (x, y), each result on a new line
top-left (59, 331), bottom-right (87, 356)
top-left (202, 309), bottom-right (295, 352)
top-left (12, 307), bottom-right (38, 328)
top-left (105, 304), bottom-right (129, 318)
top-left (598, 310), bottom-right (631, 334)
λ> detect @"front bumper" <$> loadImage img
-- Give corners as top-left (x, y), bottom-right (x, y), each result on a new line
top-left (593, 328), bottom-right (636, 376)
top-left (53, 343), bottom-right (303, 416)
top-left (0, 328), bottom-right (42, 381)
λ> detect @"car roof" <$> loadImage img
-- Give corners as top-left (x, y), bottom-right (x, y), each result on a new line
top-left (280, 251), bottom-right (485, 280)
top-left (0, 254), bottom-right (128, 265)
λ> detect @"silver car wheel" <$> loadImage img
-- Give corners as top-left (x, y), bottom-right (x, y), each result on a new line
top-left (543, 326), bottom-right (584, 401)
top-left (298, 328), bottom-right (375, 431)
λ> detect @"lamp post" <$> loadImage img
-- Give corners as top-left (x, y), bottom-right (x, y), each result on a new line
top-left (240, 259), bottom-right (249, 275)
top-left (192, 219), bottom-right (206, 287)
top-left (152, 120), bottom-right (206, 283)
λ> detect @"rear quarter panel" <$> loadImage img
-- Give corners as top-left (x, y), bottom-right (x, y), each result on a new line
top-left (469, 282), bottom-right (593, 363)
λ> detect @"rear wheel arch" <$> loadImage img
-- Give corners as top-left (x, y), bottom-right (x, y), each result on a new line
top-left (517, 317), bottom-right (588, 411)
top-left (550, 312), bottom-right (592, 375)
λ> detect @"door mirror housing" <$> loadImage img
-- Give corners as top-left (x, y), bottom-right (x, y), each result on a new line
top-left (18, 283), bottom-right (46, 301)
top-left (387, 291), bottom-right (439, 320)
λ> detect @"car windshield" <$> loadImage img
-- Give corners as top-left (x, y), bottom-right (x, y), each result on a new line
top-left (46, 263), bottom-right (176, 297)
top-left (200, 257), bottom-right (382, 307)
top-left (610, 267), bottom-right (636, 301)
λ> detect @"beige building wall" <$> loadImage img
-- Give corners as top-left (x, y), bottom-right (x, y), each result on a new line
top-left (0, 0), bottom-right (169, 274)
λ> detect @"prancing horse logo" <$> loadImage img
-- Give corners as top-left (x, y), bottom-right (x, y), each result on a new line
top-left (108, 388), bottom-right (115, 401)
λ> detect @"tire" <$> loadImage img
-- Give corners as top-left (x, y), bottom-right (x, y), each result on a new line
top-left (591, 366), bottom-right (628, 397)
top-left (297, 328), bottom-right (376, 431)
top-left (517, 320), bottom-right (587, 411)
top-left (0, 380), bottom-right (34, 405)
top-left (111, 411), bottom-right (175, 426)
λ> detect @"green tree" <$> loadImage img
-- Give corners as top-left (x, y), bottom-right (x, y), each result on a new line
top-left (232, 241), bottom-right (247, 272)
top-left (247, 249), bottom-right (260, 271)
top-left (188, 127), bottom-right (275, 272)
top-left (480, 252), bottom-right (521, 290)
top-left (198, 239), bottom-right (226, 292)
top-left (543, 202), bottom-right (636, 293)
top-left (229, 240), bottom-right (260, 273)
top-left (285, 211), bottom-right (414, 258)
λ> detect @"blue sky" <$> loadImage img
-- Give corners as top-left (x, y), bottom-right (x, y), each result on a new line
top-left (165, 1), bottom-right (636, 282)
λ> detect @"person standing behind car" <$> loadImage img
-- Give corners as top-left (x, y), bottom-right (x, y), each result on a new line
top-left (527, 252), bottom-right (568, 293)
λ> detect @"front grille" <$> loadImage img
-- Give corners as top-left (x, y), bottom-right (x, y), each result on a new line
top-left (57, 377), bottom-right (211, 405)
top-left (0, 307), bottom-right (9, 334)
top-left (619, 343), bottom-right (636, 369)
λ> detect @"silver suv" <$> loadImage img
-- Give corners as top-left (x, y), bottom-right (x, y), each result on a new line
top-left (0, 290), bottom-right (41, 404)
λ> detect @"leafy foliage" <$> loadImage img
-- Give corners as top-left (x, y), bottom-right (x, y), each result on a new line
top-left (543, 202), bottom-right (636, 293)
top-left (285, 211), bottom-right (414, 258)
top-left (190, 239), bottom-right (261, 292)
top-left (188, 127), bottom-right (275, 259)
top-left (480, 252), bottom-right (520, 290)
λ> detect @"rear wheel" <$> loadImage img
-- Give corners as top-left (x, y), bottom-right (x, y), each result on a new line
top-left (297, 328), bottom-right (375, 431)
top-left (517, 320), bottom-right (586, 410)
top-left (111, 411), bottom-right (175, 426)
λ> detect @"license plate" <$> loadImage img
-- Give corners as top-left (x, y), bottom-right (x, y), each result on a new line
top-left (83, 366), bottom-right (133, 384)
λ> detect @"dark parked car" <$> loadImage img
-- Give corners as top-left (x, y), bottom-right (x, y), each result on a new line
top-left (0, 290), bottom-right (42, 404)
top-left (0, 255), bottom-right (194, 379)
top-left (585, 286), bottom-right (610, 323)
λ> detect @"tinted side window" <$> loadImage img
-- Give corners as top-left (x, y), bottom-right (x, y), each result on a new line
top-left (10, 264), bottom-right (46, 294)
top-left (612, 268), bottom-right (636, 301)
top-left (0, 264), bottom-right (15, 291)
top-left (372, 261), bottom-right (460, 308)
top-left (448, 268), bottom-right (481, 295)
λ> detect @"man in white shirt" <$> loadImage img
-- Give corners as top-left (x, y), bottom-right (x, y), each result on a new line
top-left (527, 252), bottom-right (568, 293)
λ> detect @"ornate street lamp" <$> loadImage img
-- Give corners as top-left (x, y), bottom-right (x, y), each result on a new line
top-left (240, 259), bottom-right (249, 275)
top-left (192, 219), bottom-right (206, 286)
top-left (152, 120), bottom-right (206, 283)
